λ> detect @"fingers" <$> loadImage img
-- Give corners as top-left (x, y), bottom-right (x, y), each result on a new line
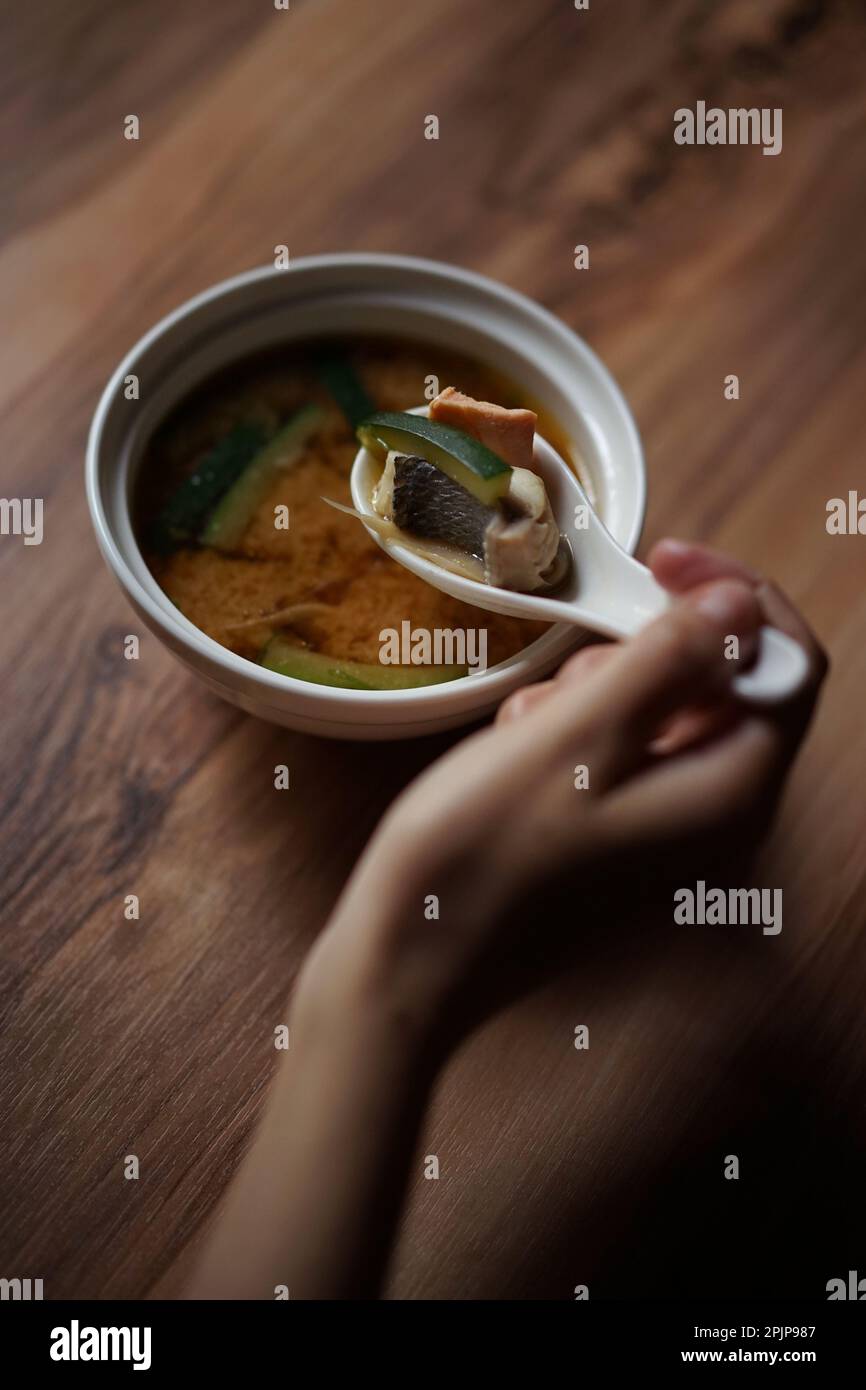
top-left (498, 542), bottom-right (825, 822)
top-left (499, 637), bottom-right (732, 762)
top-left (496, 643), bottom-right (615, 726)
top-left (648, 538), bottom-right (759, 592)
top-left (649, 538), bottom-right (828, 730)
top-left (649, 537), bottom-right (825, 673)
top-left (567, 579), bottom-right (762, 781)
top-left (497, 681), bottom-right (557, 725)
top-left (649, 701), bottom-right (738, 756)
top-left (558, 642), bottom-right (618, 685)
top-left (498, 577), bottom-right (761, 789)
top-left (602, 712), bottom-right (788, 851)
top-left (565, 632), bottom-right (739, 762)
top-left (602, 541), bottom-right (830, 843)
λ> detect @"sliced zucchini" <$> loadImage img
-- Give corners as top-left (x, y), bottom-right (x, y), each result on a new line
top-left (356, 411), bottom-right (511, 506)
top-left (316, 354), bottom-right (374, 429)
top-left (201, 404), bottom-right (324, 551)
top-left (151, 422), bottom-right (267, 551)
top-left (261, 636), bottom-right (467, 690)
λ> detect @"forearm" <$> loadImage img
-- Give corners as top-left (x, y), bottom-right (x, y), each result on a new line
top-left (187, 894), bottom-right (442, 1300)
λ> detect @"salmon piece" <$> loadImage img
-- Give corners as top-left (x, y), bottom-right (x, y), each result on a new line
top-left (429, 387), bottom-right (537, 471)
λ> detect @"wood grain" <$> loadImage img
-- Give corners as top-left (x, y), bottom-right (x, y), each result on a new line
top-left (1, 0), bottom-right (865, 1299)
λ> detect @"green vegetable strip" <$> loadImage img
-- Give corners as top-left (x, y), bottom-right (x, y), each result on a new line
top-left (150, 422), bottom-right (268, 551)
top-left (261, 636), bottom-right (467, 690)
top-left (316, 355), bottom-right (375, 429)
top-left (201, 404), bottom-right (325, 552)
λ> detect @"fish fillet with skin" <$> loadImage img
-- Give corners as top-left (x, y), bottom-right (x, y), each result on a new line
top-left (373, 450), bottom-right (561, 592)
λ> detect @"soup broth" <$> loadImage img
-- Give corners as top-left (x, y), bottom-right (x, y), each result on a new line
top-left (135, 337), bottom-right (580, 688)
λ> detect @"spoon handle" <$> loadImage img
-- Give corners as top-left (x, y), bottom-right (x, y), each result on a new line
top-left (730, 626), bottom-right (811, 705)
top-left (567, 556), bottom-right (809, 706)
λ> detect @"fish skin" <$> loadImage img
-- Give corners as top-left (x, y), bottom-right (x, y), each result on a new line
top-left (392, 456), bottom-right (493, 558)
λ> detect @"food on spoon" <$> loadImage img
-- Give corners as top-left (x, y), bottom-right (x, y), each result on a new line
top-left (362, 391), bottom-right (562, 593)
top-left (356, 410), bottom-right (511, 506)
top-left (428, 386), bottom-right (537, 471)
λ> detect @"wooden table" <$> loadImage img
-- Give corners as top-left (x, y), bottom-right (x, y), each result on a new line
top-left (3, 0), bottom-right (865, 1300)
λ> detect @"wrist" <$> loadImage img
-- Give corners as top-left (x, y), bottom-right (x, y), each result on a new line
top-left (290, 885), bottom-right (453, 1079)
top-left (294, 809), bottom-right (511, 1067)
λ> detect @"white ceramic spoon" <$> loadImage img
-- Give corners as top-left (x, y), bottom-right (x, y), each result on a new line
top-left (350, 410), bottom-right (809, 705)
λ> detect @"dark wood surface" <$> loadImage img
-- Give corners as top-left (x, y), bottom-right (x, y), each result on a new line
top-left (2, 0), bottom-right (865, 1299)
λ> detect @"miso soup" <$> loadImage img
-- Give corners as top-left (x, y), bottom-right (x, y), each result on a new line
top-left (134, 337), bottom-right (580, 690)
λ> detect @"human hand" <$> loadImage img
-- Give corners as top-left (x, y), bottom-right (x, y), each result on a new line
top-left (300, 539), bottom-right (828, 1057)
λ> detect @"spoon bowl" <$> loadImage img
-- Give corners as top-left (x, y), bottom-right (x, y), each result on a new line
top-left (351, 409), bottom-right (810, 705)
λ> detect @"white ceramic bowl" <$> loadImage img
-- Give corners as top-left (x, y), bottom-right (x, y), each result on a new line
top-left (86, 254), bottom-right (645, 740)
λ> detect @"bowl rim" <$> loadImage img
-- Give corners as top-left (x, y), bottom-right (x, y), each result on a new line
top-left (86, 252), bottom-right (646, 710)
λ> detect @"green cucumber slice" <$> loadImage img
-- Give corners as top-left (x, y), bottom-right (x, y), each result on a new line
top-left (151, 421), bottom-right (268, 551)
top-left (261, 636), bottom-right (467, 690)
top-left (201, 405), bottom-right (324, 552)
top-left (356, 411), bottom-right (511, 506)
top-left (316, 354), bottom-right (374, 429)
